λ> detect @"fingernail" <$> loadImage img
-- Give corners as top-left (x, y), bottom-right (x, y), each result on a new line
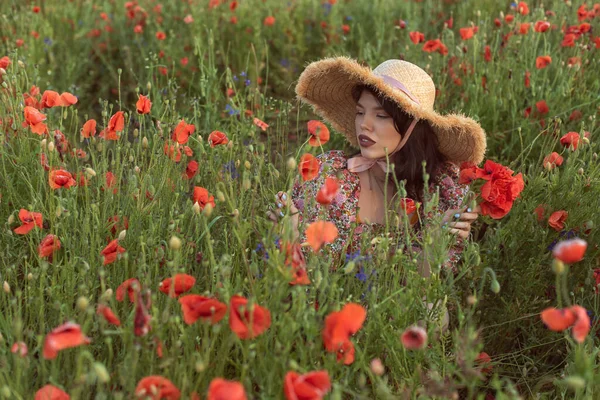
top-left (277, 202), bottom-right (282, 208)
top-left (454, 213), bottom-right (460, 219)
top-left (282, 193), bottom-right (287, 201)
top-left (279, 211), bottom-right (284, 217)
top-left (467, 208), bottom-right (472, 213)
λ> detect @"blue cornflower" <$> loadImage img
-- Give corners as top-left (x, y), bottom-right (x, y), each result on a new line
top-left (244, 79), bottom-right (251, 87)
top-left (346, 250), bottom-right (361, 262)
top-left (222, 161), bottom-right (239, 179)
top-left (547, 229), bottom-right (578, 252)
top-left (355, 267), bottom-right (368, 282)
top-left (225, 104), bottom-right (240, 116)
top-left (240, 71), bottom-right (247, 77)
top-left (233, 75), bottom-right (238, 82)
top-left (44, 37), bottom-right (52, 46)
top-left (322, 3), bottom-right (332, 16)
top-left (345, 16), bottom-right (353, 21)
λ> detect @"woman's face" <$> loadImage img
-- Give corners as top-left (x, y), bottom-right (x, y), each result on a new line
top-left (354, 91), bottom-right (402, 159)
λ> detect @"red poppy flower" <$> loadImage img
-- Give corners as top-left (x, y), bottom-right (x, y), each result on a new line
top-left (282, 241), bottom-right (310, 286)
top-left (155, 31), bottom-right (167, 40)
top-left (409, 31), bottom-right (424, 44)
top-left (99, 111), bottom-right (125, 140)
top-left (534, 21), bottom-right (551, 32)
top-left (475, 352), bottom-right (493, 374)
top-left (560, 132), bottom-right (581, 150)
top-left (400, 325), bottom-right (428, 350)
top-left (14, 208), bottom-right (43, 234)
top-left (179, 295), bottom-right (227, 324)
top-left (483, 45), bottom-right (492, 62)
top-left (518, 23), bottom-right (530, 35)
top-left (0, 56), bottom-right (10, 69)
top-left (322, 303), bottom-right (365, 364)
top-left (59, 92), bottom-right (77, 107)
top-left (207, 130), bottom-right (229, 147)
top-left (134, 290), bottom-right (152, 337)
top-left (399, 198), bottom-right (417, 215)
top-left (23, 106), bottom-right (48, 135)
top-left (284, 370), bottom-right (331, 400)
top-left (543, 152), bottom-right (563, 170)
top-left (185, 160), bottom-right (199, 179)
top-left (107, 215), bottom-right (129, 236)
top-left (548, 210), bottom-right (568, 231)
top-left (533, 204), bottom-right (547, 222)
top-left (552, 238), bottom-right (587, 264)
top-left (263, 16), bottom-right (275, 26)
top-left (299, 153), bottom-right (320, 181)
top-left (38, 234), bottom-right (61, 258)
top-left (307, 120), bottom-right (330, 147)
top-left (116, 278), bottom-right (140, 302)
top-left (43, 322), bottom-right (91, 359)
top-left (40, 91), bottom-right (61, 108)
top-left (229, 295), bottom-right (271, 339)
top-left (517, 1), bottom-right (529, 15)
top-left (135, 376), bottom-right (181, 400)
top-left (136, 94), bottom-right (152, 114)
top-left (422, 39), bottom-right (448, 55)
top-left (172, 120), bottom-right (195, 144)
top-left (535, 55), bottom-right (552, 69)
top-left (305, 220), bottom-right (338, 252)
top-left (97, 304), bottom-right (121, 326)
top-left (535, 100), bottom-right (549, 114)
top-left (253, 117), bottom-right (269, 131)
top-left (159, 274), bottom-right (196, 298)
top-left (459, 27), bottom-right (475, 40)
top-left (104, 171), bottom-right (118, 194)
top-left (561, 33), bottom-right (576, 47)
top-left (570, 305), bottom-right (590, 343)
top-left (35, 385), bottom-right (70, 400)
top-left (164, 141), bottom-right (182, 162)
top-left (11, 341), bottom-right (28, 357)
top-left (207, 378), bottom-right (247, 400)
top-left (81, 119), bottom-right (96, 138)
top-left (192, 186), bottom-right (215, 210)
top-left (316, 177), bottom-right (339, 205)
top-left (100, 239), bottom-right (126, 265)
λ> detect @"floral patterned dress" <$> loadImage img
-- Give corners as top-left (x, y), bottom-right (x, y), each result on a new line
top-left (291, 150), bottom-right (469, 272)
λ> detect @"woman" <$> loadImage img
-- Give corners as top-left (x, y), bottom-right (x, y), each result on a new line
top-left (271, 57), bottom-right (486, 276)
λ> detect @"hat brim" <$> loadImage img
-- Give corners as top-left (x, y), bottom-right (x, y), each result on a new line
top-left (295, 56), bottom-right (486, 165)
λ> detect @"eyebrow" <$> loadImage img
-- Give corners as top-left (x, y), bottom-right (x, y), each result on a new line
top-left (356, 102), bottom-right (385, 111)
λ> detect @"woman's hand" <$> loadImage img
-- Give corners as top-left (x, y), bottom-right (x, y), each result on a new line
top-left (266, 192), bottom-right (301, 240)
top-left (441, 205), bottom-right (481, 240)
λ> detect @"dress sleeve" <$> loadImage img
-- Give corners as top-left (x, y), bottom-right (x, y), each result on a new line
top-left (414, 162), bottom-right (469, 274)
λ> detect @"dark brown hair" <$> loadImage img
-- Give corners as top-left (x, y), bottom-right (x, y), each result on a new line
top-left (351, 84), bottom-right (447, 204)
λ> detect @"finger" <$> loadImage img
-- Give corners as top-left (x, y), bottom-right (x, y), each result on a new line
top-left (449, 228), bottom-right (469, 240)
top-left (459, 212), bottom-right (479, 221)
top-left (447, 221), bottom-right (471, 230)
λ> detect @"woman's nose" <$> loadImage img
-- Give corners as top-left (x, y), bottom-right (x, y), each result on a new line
top-left (360, 116), bottom-right (372, 131)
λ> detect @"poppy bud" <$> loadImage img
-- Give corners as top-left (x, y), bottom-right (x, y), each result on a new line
top-left (582, 137), bottom-right (590, 144)
top-left (102, 288), bottom-right (113, 300)
top-left (147, 82), bottom-right (151, 91)
top-left (47, 141), bottom-right (55, 152)
top-left (3, 281), bottom-right (10, 294)
top-left (227, 140), bottom-right (234, 149)
top-left (169, 235), bottom-right (182, 250)
top-left (244, 161), bottom-right (251, 169)
top-left (192, 202), bottom-right (201, 214)
top-left (93, 362), bottom-right (110, 383)
top-left (552, 259), bottom-right (565, 274)
top-left (490, 280), bottom-right (500, 293)
top-left (134, 166), bottom-right (140, 174)
top-left (202, 203), bottom-right (214, 217)
top-left (1, 82), bottom-right (7, 89)
top-left (287, 157), bottom-right (297, 170)
top-left (142, 137), bottom-right (149, 149)
top-left (195, 360), bottom-right (206, 372)
top-left (133, 128), bottom-right (139, 138)
top-left (76, 296), bottom-right (89, 311)
top-left (243, 178), bottom-right (251, 190)
top-left (217, 191), bottom-right (225, 202)
top-left (118, 230), bottom-right (127, 241)
top-left (577, 168), bottom-right (584, 175)
top-left (0, 68), bottom-right (5, 75)
top-left (231, 209), bottom-right (239, 218)
top-left (7, 214), bottom-right (14, 225)
top-left (1, 386), bottom-right (10, 398)
top-left (564, 376), bottom-right (586, 391)
top-left (370, 358), bottom-right (385, 376)
top-left (467, 295), bottom-right (477, 305)
top-left (85, 167), bottom-right (96, 177)
top-left (40, 138), bottom-right (47, 149)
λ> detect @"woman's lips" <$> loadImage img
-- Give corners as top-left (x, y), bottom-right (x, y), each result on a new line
top-left (358, 134), bottom-right (376, 148)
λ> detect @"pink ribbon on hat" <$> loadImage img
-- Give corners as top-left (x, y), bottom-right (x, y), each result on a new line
top-left (377, 74), bottom-right (421, 105)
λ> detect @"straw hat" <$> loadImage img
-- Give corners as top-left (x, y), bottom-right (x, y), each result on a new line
top-left (295, 56), bottom-right (487, 165)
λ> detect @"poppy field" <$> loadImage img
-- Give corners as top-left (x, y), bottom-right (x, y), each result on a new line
top-left (1, 0), bottom-right (600, 398)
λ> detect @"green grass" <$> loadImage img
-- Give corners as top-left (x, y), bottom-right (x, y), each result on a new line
top-left (0, 0), bottom-right (599, 398)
